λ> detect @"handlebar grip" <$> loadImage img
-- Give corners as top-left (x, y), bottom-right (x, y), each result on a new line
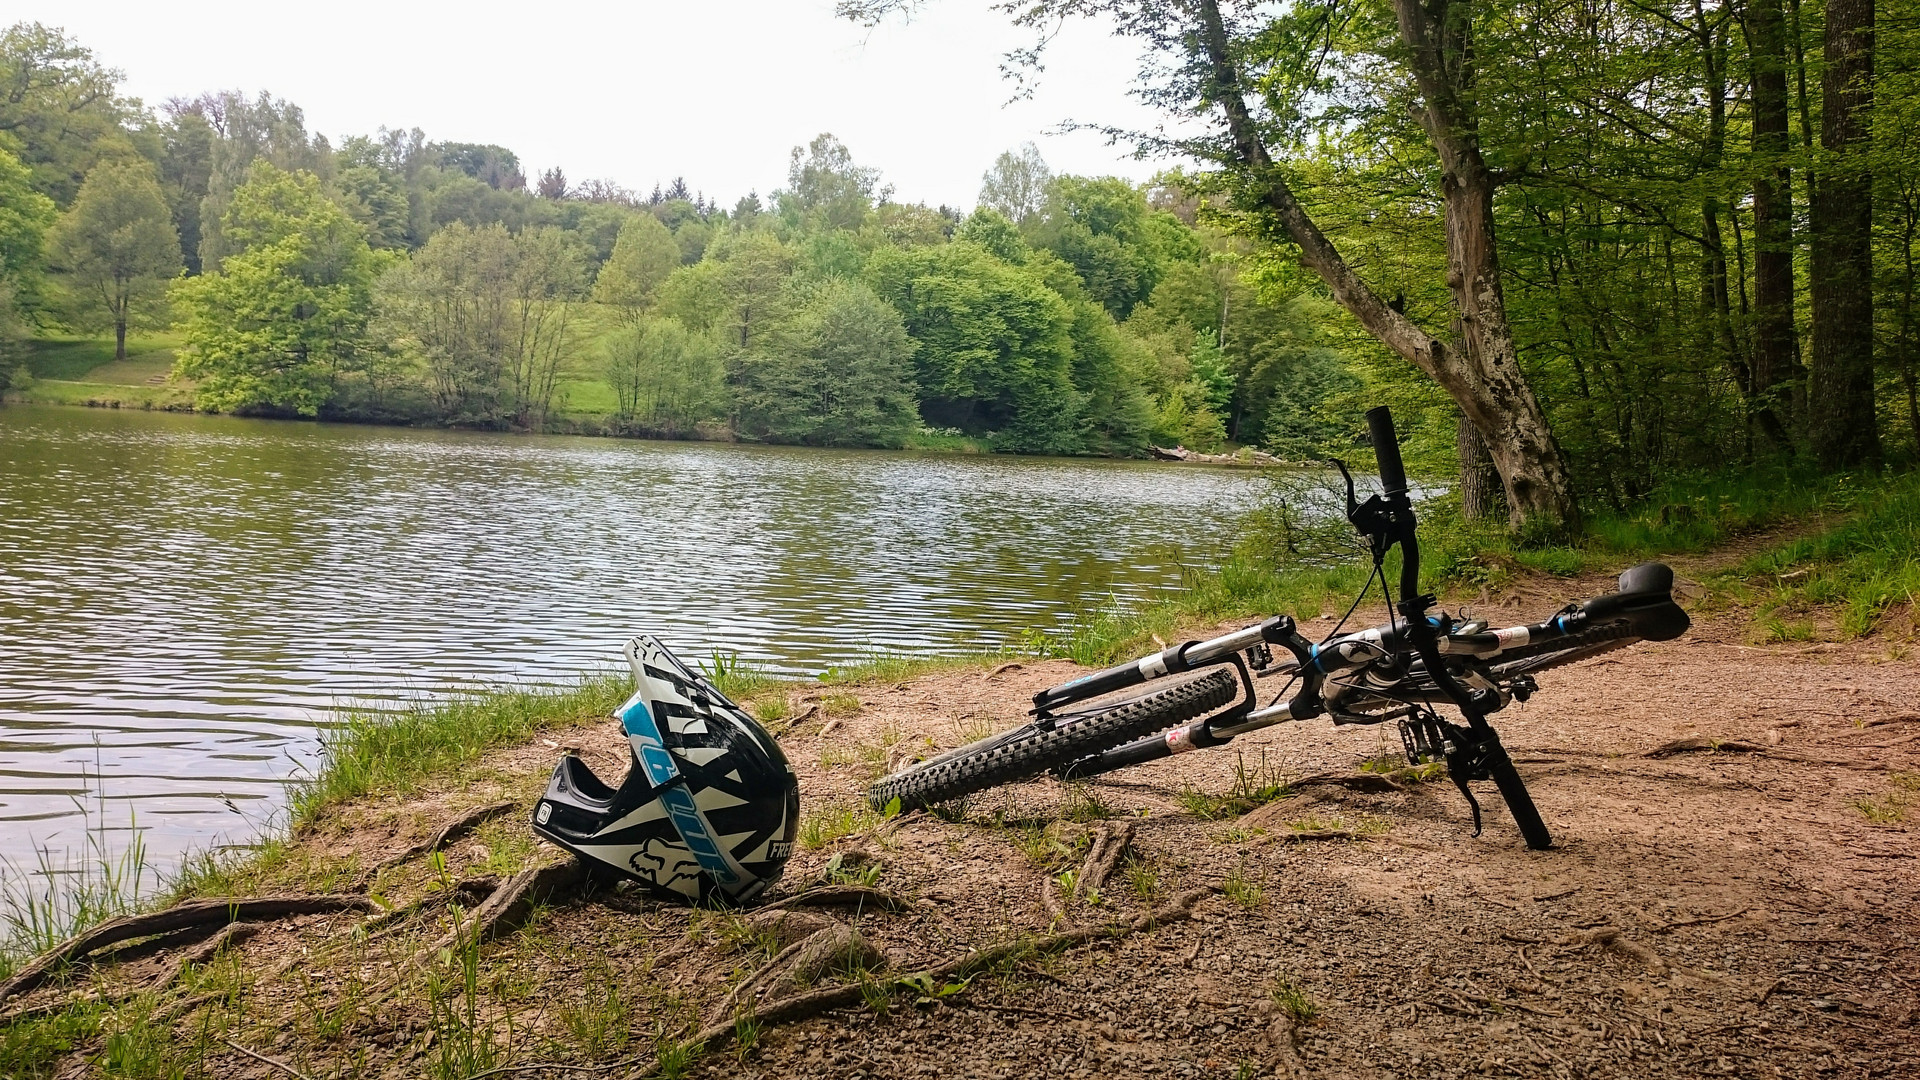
top-left (1366, 406), bottom-right (1408, 496)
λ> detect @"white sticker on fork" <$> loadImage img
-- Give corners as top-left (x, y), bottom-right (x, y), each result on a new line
top-left (1138, 653), bottom-right (1169, 679)
top-left (1166, 726), bottom-right (1197, 754)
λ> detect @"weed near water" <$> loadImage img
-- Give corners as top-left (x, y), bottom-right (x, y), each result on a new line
top-left (292, 674), bottom-right (627, 827)
top-left (819, 647), bottom-right (1022, 686)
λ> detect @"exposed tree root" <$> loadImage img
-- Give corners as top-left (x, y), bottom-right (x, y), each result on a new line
top-left (369, 800), bottom-right (517, 876)
top-left (1078, 822), bottom-right (1135, 896)
top-left (1256, 829), bottom-right (1361, 845)
top-left (0, 895), bottom-right (374, 1004)
top-left (625, 888), bottom-right (1215, 1079)
top-left (374, 857), bottom-right (586, 1000)
top-left (1041, 875), bottom-right (1069, 927)
top-left (754, 885), bottom-right (910, 914)
top-left (1645, 738), bottom-right (1767, 758)
top-left (744, 908), bottom-right (838, 945)
top-left (1560, 926), bottom-right (1669, 975)
top-left (709, 922), bottom-right (880, 1025)
top-left (1291, 772), bottom-right (1405, 793)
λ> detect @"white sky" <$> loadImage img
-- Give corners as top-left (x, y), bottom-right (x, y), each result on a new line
top-left (17, 0), bottom-right (1180, 209)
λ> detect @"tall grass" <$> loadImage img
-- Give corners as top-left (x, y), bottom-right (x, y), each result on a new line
top-left (0, 767), bottom-right (153, 980)
top-left (291, 674), bottom-right (629, 826)
top-left (1730, 472), bottom-right (1920, 636)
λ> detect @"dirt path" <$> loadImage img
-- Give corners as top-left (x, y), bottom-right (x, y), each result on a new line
top-left (8, 588), bottom-right (1915, 1080)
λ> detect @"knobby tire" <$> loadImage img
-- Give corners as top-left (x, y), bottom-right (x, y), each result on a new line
top-left (868, 669), bottom-right (1238, 812)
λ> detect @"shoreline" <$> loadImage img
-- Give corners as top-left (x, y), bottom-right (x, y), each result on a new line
top-left (1, 603), bottom-right (1913, 1077)
top-left (1, 389), bottom-right (1312, 468)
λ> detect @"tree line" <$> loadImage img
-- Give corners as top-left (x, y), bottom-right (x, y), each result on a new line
top-left (0, 22), bottom-right (1358, 458)
top-left (844, 0), bottom-right (1920, 536)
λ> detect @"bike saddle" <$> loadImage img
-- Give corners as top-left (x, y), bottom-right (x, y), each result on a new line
top-left (1577, 562), bottom-right (1690, 641)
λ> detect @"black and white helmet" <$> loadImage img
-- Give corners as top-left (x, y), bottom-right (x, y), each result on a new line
top-left (531, 636), bottom-right (799, 904)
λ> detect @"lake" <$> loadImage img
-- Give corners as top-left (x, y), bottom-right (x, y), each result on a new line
top-left (0, 404), bottom-right (1268, 879)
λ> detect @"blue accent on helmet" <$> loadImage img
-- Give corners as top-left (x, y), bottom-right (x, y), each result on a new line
top-left (615, 694), bottom-right (739, 885)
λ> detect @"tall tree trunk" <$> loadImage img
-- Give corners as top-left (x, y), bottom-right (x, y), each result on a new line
top-left (1457, 412), bottom-right (1498, 520)
top-left (1807, 0), bottom-right (1880, 468)
top-left (114, 319), bottom-right (127, 364)
top-left (1697, 1), bottom-right (1749, 432)
top-left (1192, 0), bottom-right (1579, 536)
top-left (1747, 0), bottom-right (1799, 447)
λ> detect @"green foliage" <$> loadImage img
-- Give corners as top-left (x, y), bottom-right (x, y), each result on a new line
top-left (603, 314), bottom-right (724, 435)
top-left (778, 133), bottom-right (885, 231)
top-left (594, 213), bottom-right (681, 318)
top-left (733, 279), bottom-right (919, 447)
top-left (289, 674), bottom-right (627, 826)
top-left (0, 24), bottom-right (130, 205)
top-left (0, 145), bottom-right (55, 365)
top-left (48, 159), bottom-right (181, 352)
top-left (867, 240), bottom-right (1083, 453)
top-left (371, 220), bottom-right (585, 426)
top-left (171, 163), bottom-right (386, 415)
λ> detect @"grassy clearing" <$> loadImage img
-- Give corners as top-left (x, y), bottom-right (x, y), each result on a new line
top-left (22, 334), bottom-right (183, 382)
top-left (7, 378), bottom-right (197, 410)
top-left (1722, 474), bottom-right (1920, 637)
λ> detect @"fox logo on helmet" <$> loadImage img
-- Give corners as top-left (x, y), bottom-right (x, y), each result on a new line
top-left (630, 838), bottom-right (703, 893)
top-left (530, 635), bottom-right (800, 905)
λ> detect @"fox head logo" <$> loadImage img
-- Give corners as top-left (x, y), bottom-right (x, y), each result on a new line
top-left (629, 838), bottom-right (703, 896)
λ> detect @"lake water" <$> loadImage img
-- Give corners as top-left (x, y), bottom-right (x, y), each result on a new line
top-left (0, 404), bottom-right (1269, 878)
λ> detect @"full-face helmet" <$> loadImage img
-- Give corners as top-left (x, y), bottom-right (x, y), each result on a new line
top-left (531, 636), bottom-right (799, 904)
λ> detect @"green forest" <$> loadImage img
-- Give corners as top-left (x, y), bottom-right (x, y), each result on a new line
top-left (0, 22), bottom-right (1337, 462)
top-left (5, 0), bottom-right (1920, 535)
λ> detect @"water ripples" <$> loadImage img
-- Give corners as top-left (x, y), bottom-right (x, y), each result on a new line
top-left (0, 405), bottom-right (1267, 873)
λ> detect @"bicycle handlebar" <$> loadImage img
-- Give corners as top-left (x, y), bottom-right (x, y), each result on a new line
top-left (1366, 406), bottom-right (1408, 497)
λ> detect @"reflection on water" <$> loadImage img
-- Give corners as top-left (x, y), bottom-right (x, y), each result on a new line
top-left (0, 404), bottom-right (1268, 872)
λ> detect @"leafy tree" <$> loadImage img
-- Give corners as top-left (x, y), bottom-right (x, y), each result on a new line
top-left (733, 280), bottom-right (918, 446)
top-left (978, 143), bottom-right (1051, 225)
top-left (867, 241), bottom-right (1082, 453)
top-left (592, 214), bottom-right (680, 322)
top-left (172, 163), bottom-right (384, 414)
top-left (0, 143), bottom-right (55, 299)
top-left (0, 23), bottom-right (128, 204)
top-left (434, 142), bottom-right (524, 190)
top-left (372, 221), bottom-right (583, 427)
top-left (777, 133), bottom-right (885, 231)
top-left (954, 207), bottom-right (1027, 263)
top-left (156, 101), bottom-right (215, 272)
top-left (192, 91), bottom-right (331, 270)
top-left (0, 144), bottom-right (52, 374)
top-left (603, 314), bottom-right (724, 435)
top-left (49, 159), bottom-right (182, 361)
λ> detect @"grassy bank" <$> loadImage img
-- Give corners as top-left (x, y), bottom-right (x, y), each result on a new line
top-left (0, 646), bottom-right (1023, 979)
top-left (1034, 464), bottom-right (1920, 665)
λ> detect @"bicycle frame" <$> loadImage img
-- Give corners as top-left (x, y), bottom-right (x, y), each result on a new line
top-left (1033, 407), bottom-right (1688, 848)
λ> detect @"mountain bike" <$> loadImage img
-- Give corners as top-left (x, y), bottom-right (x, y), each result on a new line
top-left (869, 407), bottom-right (1690, 848)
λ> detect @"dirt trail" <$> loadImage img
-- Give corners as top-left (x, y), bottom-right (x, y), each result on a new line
top-left (9, 585), bottom-right (1916, 1080)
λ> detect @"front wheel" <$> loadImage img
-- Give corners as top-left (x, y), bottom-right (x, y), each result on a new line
top-left (868, 668), bottom-right (1238, 812)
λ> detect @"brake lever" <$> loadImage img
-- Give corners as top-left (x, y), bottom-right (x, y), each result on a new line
top-left (1329, 457), bottom-right (1359, 518)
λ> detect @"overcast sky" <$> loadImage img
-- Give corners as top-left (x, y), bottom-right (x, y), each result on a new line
top-left (19, 0), bottom-right (1179, 209)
